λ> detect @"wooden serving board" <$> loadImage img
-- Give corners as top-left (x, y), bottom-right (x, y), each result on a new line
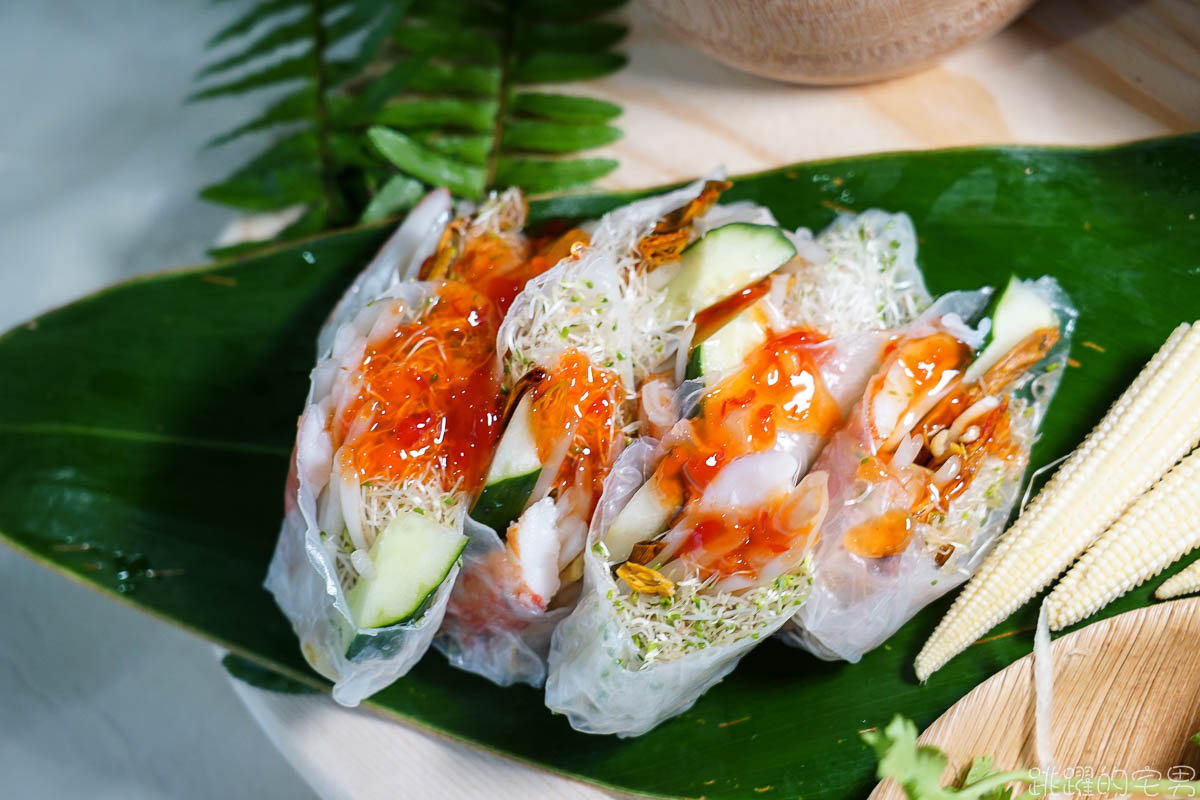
top-left (871, 598), bottom-right (1200, 799)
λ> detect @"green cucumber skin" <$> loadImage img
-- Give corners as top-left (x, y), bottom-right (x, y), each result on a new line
top-left (344, 534), bottom-right (467, 660)
top-left (470, 468), bottom-right (541, 535)
top-left (663, 223), bottom-right (796, 321)
top-left (685, 346), bottom-right (704, 382)
top-left (976, 274), bottom-right (1018, 352)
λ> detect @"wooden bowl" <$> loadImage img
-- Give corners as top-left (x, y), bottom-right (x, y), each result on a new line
top-left (640, 0), bottom-right (1036, 85)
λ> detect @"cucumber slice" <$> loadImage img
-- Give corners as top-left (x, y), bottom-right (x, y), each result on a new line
top-left (661, 223), bottom-right (796, 323)
top-left (603, 479), bottom-right (678, 563)
top-left (345, 509), bottom-right (468, 629)
top-left (688, 298), bottom-right (770, 382)
top-left (965, 276), bottom-right (1059, 383)
top-left (471, 393), bottom-right (542, 534)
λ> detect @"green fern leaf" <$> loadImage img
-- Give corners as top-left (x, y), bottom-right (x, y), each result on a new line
top-left (493, 156), bottom-right (618, 194)
top-left (519, 0), bottom-right (629, 21)
top-left (512, 51), bottom-right (627, 84)
top-left (406, 0), bottom-right (505, 27)
top-left (200, 167), bottom-right (323, 212)
top-left (515, 20), bottom-right (627, 51)
top-left (359, 174), bottom-right (425, 222)
top-left (368, 126), bottom-right (486, 199)
top-left (207, 88), bottom-right (317, 147)
top-left (345, 0), bottom-right (411, 72)
top-left (197, 12), bottom-right (318, 79)
top-left (508, 92), bottom-right (620, 123)
top-left (500, 120), bottom-right (620, 154)
top-left (411, 133), bottom-right (492, 165)
top-left (206, 0), bottom-right (311, 49)
top-left (390, 25), bottom-right (504, 63)
top-left (200, 131), bottom-right (323, 210)
top-left (189, 51), bottom-right (316, 101)
top-left (195, 0), bottom-right (629, 244)
top-left (335, 57), bottom-right (430, 124)
top-left (373, 99), bottom-right (499, 133)
top-left (409, 63), bottom-right (502, 97)
top-left (201, 4), bottom-right (375, 80)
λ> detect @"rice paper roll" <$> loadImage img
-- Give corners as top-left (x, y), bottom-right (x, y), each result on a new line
top-left (265, 190), bottom-right (548, 705)
top-left (784, 278), bottom-right (1077, 662)
top-left (437, 179), bottom-right (795, 687)
top-left (542, 303), bottom-right (919, 735)
top-left (545, 334), bottom-right (902, 736)
top-left (539, 210), bottom-right (937, 735)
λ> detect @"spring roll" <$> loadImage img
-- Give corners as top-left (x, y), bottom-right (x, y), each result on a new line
top-left (783, 277), bottom-right (1076, 662)
top-left (265, 189), bottom-right (560, 705)
top-left (436, 179), bottom-right (805, 687)
top-left (543, 212), bottom-right (934, 735)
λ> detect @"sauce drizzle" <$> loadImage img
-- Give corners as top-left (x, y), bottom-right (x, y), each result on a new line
top-left (337, 280), bottom-right (504, 497)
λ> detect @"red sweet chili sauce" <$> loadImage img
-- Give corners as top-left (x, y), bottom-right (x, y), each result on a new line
top-left (656, 329), bottom-right (839, 506)
top-left (336, 280), bottom-right (503, 496)
top-left (527, 349), bottom-right (626, 509)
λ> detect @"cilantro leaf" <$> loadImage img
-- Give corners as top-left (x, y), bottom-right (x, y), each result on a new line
top-left (861, 716), bottom-right (958, 800)
top-left (962, 756), bottom-right (1014, 800)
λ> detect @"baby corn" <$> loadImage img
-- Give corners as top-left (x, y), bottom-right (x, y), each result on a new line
top-left (1156, 558), bottom-right (1200, 600)
top-left (915, 322), bottom-right (1200, 681)
top-left (1045, 449), bottom-right (1200, 629)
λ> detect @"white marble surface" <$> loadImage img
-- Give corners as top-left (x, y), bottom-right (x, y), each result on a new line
top-left (0, 2), bottom-right (315, 798)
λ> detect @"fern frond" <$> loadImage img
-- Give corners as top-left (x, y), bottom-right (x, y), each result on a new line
top-left (195, 0), bottom-right (629, 243)
top-left (197, 12), bottom-right (320, 80)
top-left (207, 0), bottom-right (310, 49)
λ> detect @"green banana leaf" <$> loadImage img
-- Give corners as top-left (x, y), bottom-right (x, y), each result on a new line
top-left (3, 135), bottom-right (1199, 799)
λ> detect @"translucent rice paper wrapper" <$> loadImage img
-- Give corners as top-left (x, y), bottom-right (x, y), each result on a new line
top-left (265, 190), bottom-right (460, 707)
top-left (778, 209), bottom-right (931, 337)
top-left (544, 441), bottom-right (814, 738)
top-left (436, 180), bottom-right (780, 689)
top-left (782, 278), bottom-right (1077, 662)
top-left (433, 516), bottom-right (572, 687)
top-left (498, 173), bottom-right (768, 391)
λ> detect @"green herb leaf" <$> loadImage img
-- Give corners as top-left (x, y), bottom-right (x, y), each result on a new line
top-left (961, 756), bottom-right (1014, 800)
top-left (862, 716), bottom-right (957, 800)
